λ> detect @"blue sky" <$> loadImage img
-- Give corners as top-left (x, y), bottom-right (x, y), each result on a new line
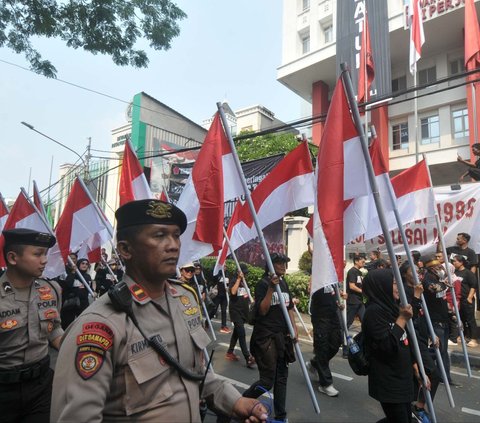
top-left (0, 1), bottom-right (305, 201)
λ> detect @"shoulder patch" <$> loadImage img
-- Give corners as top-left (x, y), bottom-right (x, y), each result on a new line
top-left (76, 322), bottom-right (114, 351)
top-left (129, 284), bottom-right (150, 303)
top-left (76, 345), bottom-right (105, 380)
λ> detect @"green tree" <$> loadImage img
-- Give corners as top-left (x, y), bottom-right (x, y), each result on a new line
top-left (235, 132), bottom-right (299, 162)
top-left (1, 0), bottom-right (186, 77)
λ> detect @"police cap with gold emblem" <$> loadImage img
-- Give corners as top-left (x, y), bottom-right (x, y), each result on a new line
top-left (3, 228), bottom-right (56, 249)
top-left (115, 199), bottom-right (187, 234)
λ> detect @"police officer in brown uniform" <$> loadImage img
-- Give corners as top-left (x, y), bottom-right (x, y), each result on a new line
top-left (0, 228), bottom-right (62, 423)
top-left (51, 199), bottom-right (267, 423)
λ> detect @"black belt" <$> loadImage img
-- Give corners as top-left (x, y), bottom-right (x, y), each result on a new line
top-left (0, 356), bottom-right (50, 384)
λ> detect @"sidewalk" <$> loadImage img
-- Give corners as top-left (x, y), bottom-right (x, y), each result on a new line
top-left (295, 311), bottom-right (480, 370)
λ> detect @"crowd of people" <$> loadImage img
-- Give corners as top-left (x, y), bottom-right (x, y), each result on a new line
top-left (0, 197), bottom-right (478, 423)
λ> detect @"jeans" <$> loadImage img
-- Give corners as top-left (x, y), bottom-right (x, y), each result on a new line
top-left (210, 295), bottom-right (228, 327)
top-left (228, 321), bottom-right (250, 359)
top-left (432, 321), bottom-right (451, 383)
top-left (243, 336), bottom-right (289, 421)
top-left (346, 303), bottom-right (365, 328)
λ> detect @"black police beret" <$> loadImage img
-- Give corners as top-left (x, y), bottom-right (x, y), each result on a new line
top-left (115, 199), bottom-right (187, 234)
top-left (270, 252), bottom-right (290, 263)
top-left (3, 228), bottom-right (56, 249)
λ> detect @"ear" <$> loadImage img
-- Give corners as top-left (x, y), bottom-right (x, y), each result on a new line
top-left (6, 251), bottom-right (17, 266)
top-left (116, 241), bottom-right (132, 261)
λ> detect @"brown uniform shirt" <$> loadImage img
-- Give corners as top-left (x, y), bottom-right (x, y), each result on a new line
top-left (0, 273), bottom-right (63, 368)
top-left (51, 275), bottom-right (241, 422)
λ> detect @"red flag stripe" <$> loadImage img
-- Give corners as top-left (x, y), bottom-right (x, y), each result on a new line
top-left (391, 159), bottom-right (431, 198)
top-left (358, 10), bottom-right (375, 104)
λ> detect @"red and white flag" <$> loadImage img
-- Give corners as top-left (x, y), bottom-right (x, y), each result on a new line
top-left (177, 111), bottom-right (243, 264)
top-left (213, 142), bottom-right (315, 274)
top-left (465, 0), bottom-right (480, 72)
top-left (311, 79), bottom-right (371, 294)
top-left (0, 193), bottom-right (9, 233)
top-left (0, 191), bottom-right (64, 276)
top-left (344, 138), bottom-right (395, 243)
top-left (55, 178), bottom-right (113, 265)
top-left (409, 0), bottom-right (425, 74)
top-left (119, 140), bottom-right (153, 206)
top-left (33, 180), bottom-right (47, 218)
top-left (358, 9), bottom-right (375, 104)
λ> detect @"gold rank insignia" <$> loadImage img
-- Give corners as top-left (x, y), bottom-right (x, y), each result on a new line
top-left (146, 201), bottom-right (172, 219)
top-left (180, 295), bottom-right (191, 307)
top-left (130, 284), bottom-right (149, 302)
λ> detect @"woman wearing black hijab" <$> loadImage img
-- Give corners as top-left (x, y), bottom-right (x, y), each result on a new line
top-left (362, 269), bottom-right (418, 423)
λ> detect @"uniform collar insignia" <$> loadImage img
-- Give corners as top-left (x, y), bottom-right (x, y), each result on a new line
top-left (129, 284), bottom-right (151, 305)
top-left (2, 281), bottom-right (12, 293)
top-left (34, 280), bottom-right (41, 288)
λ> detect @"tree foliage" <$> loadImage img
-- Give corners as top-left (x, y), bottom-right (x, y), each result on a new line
top-left (234, 131), bottom-right (299, 162)
top-left (0, 0), bottom-right (187, 77)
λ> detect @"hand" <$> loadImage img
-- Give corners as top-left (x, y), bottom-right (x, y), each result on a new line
top-left (413, 283), bottom-right (424, 299)
top-left (270, 274), bottom-right (280, 286)
top-left (337, 302), bottom-right (345, 311)
top-left (232, 398), bottom-right (268, 423)
top-left (399, 304), bottom-right (413, 320)
top-left (433, 336), bottom-right (440, 349)
top-left (340, 291), bottom-right (348, 300)
top-left (457, 154), bottom-right (463, 162)
top-left (292, 297), bottom-right (300, 305)
top-left (467, 297), bottom-right (473, 304)
top-left (238, 271), bottom-right (244, 280)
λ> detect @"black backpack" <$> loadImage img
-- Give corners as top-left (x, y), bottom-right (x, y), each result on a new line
top-left (347, 332), bottom-right (370, 376)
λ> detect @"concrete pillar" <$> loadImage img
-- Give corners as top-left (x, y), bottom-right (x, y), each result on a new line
top-left (284, 216), bottom-right (309, 273)
top-left (312, 80), bottom-right (330, 146)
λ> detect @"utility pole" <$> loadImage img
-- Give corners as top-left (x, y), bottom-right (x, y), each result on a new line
top-left (85, 137), bottom-right (92, 181)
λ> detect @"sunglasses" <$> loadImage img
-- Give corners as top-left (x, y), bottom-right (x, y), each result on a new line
top-left (183, 268), bottom-right (195, 272)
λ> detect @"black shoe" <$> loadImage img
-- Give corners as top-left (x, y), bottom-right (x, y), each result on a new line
top-left (342, 345), bottom-right (348, 359)
top-left (449, 381), bottom-right (462, 388)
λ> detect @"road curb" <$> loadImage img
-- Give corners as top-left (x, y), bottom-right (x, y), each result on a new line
top-left (450, 349), bottom-right (480, 370)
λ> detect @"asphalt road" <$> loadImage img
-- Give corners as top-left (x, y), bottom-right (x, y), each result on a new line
top-left (205, 320), bottom-right (480, 423)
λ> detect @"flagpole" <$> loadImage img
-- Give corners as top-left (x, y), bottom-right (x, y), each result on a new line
top-left (19, 187), bottom-right (96, 298)
top-left (363, 12), bottom-right (369, 141)
top-left (423, 154), bottom-right (472, 377)
top-left (77, 176), bottom-right (125, 273)
top-left (340, 63), bottom-right (436, 422)
top-left (193, 274), bottom-right (217, 341)
top-left (33, 180), bottom-right (48, 218)
top-left (293, 304), bottom-right (313, 342)
top-left (384, 177), bottom-right (455, 407)
top-left (472, 83), bottom-right (479, 145)
top-left (217, 103), bottom-right (321, 415)
top-left (414, 70), bottom-right (420, 163)
top-left (222, 227), bottom-right (253, 302)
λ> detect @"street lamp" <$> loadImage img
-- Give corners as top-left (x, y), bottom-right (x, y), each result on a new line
top-left (21, 121), bottom-right (87, 169)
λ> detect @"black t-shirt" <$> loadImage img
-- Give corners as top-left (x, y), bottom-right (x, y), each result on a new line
top-left (253, 276), bottom-right (293, 338)
top-left (454, 268), bottom-right (477, 303)
top-left (422, 272), bottom-right (449, 323)
top-left (446, 246), bottom-right (478, 270)
top-left (310, 285), bottom-right (337, 322)
top-left (229, 280), bottom-right (250, 322)
top-left (346, 267), bottom-right (364, 305)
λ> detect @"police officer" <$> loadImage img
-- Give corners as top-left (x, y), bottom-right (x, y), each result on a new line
top-left (51, 199), bottom-right (267, 422)
top-left (0, 228), bottom-right (62, 423)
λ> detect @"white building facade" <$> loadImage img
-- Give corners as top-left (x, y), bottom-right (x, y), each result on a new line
top-left (279, 0), bottom-right (479, 185)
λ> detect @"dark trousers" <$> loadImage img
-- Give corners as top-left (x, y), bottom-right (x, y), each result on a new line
top-left (346, 303), bottom-right (365, 328)
top-left (448, 315), bottom-right (459, 342)
top-left (210, 296), bottom-right (228, 327)
top-left (228, 321), bottom-right (250, 359)
top-left (417, 339), bottom-right (440, 404)
top-left (0, 368), bottom-right (53, 423)
top-left (378, 402), bottom-right (412, 423)
top-left (60, 306), bottom-right (82, 330)
top-left (432, 321), bottom-right (451, 383)
top-left (243, 337), bottom-right (289, 421)
top-left (311, 317), bottom-right (342, 387)
top-left (460, 302), bottom-right (478, 340)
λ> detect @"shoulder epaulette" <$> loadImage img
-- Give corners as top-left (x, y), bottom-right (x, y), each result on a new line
top-left (169, 278), bottom-right (200, 306)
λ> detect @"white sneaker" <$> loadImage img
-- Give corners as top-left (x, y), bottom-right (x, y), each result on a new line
top-left (467, 339), bottom-right (478, 347)
top-left (318, 384), bottom-right (339, 397)
top-left (448, 340), bottom-right (458, 346)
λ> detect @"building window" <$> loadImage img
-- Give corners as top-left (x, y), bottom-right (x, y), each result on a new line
top-left (420, 115), bottom-right (440, 145)
top-left (450, 58), bottom-right (464, 76)
top-left (323, 24), bottom-right (333, 43)
top-left (392, 122), bottom-right (409, 150)
top-left (302, 34), bottom-right (310, 54)
top-left (452, 108), bottom-right (469, 139)
top-left (302, 0), bottom-right (310, 11)
top-left (392, 76), bottom-right (407, 94)
top-left (419, 66), bottom-right (437, 85)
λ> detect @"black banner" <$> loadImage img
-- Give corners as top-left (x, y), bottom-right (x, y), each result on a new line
top-left (336, 0), bottom-right (391, 100)
top-left (168, 154), bottom-right (284, 219)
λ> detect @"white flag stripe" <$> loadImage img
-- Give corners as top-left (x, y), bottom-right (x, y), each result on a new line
top-left (132, 173), bottom-right (153, 201)
top-left (222, 153), bottom-right (243, 200)
top-left (70, 204), bottom-right (108, 253)
top-left (344, 136), bottom-right (371, 200)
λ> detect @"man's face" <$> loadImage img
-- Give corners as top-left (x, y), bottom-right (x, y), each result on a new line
top-left (369, 252), bottom-right (377, 261)
top-left (8, 246), bottom-right (49, 278)
top-left (473, 146), bottom-right (480, 156)
top-left (273, 260), bottom-right (287, 276)
top-left (355, 258), bottom-right (365, 268)
top-left (435, 253), bottom-right (444, 264)
top-left (120, 224), bottom-right (181, 281)
top-left (456, 235), bottom-right (467, 247)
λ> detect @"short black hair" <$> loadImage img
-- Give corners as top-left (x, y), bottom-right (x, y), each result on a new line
top-left (458, 232), bottom-right (471, 242)
top-left (3, 244), bottom-right (26, 265)
top-left (117, 226), bottom-right (141, 243)
top-left (370, 250), bottom-right (380, 258)
top-left (472, 143), bottom-right (480, 150)
top-left (353, 254), bottom-right (364, 263)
